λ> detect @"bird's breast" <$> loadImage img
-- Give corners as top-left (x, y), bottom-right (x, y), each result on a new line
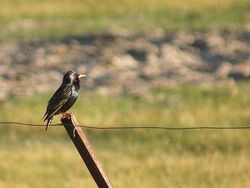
top-left (71, 86), bottom-right (79, 98)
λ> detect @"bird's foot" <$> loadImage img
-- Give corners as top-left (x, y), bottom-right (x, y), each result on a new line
top-left (62, 112), bottom-right (72, 120)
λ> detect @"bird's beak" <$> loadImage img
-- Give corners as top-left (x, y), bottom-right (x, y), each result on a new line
top-left (78, 74), bottom-right (87, 78)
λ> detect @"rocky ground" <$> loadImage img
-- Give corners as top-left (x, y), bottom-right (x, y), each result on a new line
top-left (0, 28), bottom-right (250, 100)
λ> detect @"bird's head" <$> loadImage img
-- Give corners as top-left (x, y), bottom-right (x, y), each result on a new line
top-left (63, 71), bottom-right (86, 88)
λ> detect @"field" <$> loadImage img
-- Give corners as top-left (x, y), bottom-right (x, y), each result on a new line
top-left (0, 0), bottom-right (249, 41)
top-left (0, 84), bottom-right (250, 187)
top-left (0, 0), bottom-right (250, 187)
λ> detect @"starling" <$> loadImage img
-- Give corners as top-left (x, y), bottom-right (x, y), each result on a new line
top-left (43, 71), bottom-right (86, 131)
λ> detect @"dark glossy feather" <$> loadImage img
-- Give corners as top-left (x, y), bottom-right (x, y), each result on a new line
top-left (43, 85), bottom-right (71, 118)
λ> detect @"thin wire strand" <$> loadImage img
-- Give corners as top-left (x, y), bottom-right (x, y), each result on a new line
top-left (0, 121), bottom-right (250, 130)
top-left (0, 121), bottom-right (60, 127)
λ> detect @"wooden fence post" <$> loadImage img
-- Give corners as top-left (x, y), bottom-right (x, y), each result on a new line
top-left (61, 114), bottom-right (113, 188)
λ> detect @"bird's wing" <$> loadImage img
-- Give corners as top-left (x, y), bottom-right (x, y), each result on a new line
top-left (43, 84), bottom-right (72, 121)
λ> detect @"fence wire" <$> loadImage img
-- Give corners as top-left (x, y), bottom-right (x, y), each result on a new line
top-left (0, 121), bottom-right (250, 131)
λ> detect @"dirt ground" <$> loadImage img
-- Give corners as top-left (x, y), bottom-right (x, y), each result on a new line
top-left (0, 28), bottom-right (249, 100)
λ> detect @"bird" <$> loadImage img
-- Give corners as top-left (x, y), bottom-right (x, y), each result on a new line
top-left (43, 71), bottom-right (86, 131)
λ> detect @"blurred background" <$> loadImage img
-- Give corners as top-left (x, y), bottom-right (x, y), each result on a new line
top-left (0, 0), bottom-right (249, 187)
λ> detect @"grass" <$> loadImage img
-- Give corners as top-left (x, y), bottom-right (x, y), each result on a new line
top-left (0, 83), bottom-right (250, 187)
top-left (0, 0), bottom-right (249, 41)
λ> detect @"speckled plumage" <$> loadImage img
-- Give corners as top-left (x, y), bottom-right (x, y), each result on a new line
top-left (43, 71), bottom-right (85, 131)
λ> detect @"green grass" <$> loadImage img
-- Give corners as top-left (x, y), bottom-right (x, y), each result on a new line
top-left (0, 83), bottom-right (250, 187)
top-left (0, 0), bottom-right (249, 41)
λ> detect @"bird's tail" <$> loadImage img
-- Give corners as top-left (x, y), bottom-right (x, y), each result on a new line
top-left (42, 111), bottom-right (48, 121)
top-left (45, 117), bottom-right (53, 131)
